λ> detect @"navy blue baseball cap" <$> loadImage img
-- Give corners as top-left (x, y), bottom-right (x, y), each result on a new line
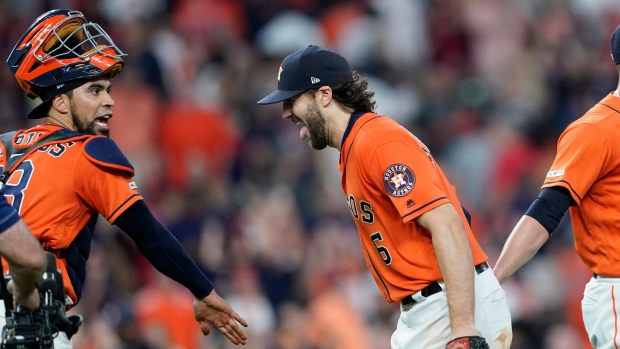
top-left (27, 79), bottom-right (89, 119)
top-left (611, 24), bottom-right (620, 65)
top-left (257, 45), bottom-right (352, 105)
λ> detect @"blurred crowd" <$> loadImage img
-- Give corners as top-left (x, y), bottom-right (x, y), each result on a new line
top-left (0, 0), bottom-right (618, 348)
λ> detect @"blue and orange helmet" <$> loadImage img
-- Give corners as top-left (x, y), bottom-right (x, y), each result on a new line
top-left (7, 9), bottom-right (126, 118)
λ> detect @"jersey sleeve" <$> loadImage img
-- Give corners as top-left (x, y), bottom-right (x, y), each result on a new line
top-left (542, 124), bottom-right (609, 203)
top-left (369, 140), bottom-right (450, 223)
top-left (0, 196), bottom-right (19, 233)
top-left (73, 153), bottom-right (143, 223)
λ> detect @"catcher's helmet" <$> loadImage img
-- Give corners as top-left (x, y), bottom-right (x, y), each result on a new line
top-left (7, 9), bottom-right (125, 118)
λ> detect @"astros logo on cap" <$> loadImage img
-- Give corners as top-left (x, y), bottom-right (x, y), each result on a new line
top-left (383, 164), bottom-right (415, 197)
top-left (278, 66), bottom-right (283, 81)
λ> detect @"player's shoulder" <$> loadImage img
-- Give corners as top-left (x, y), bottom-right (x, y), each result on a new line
top-left (562, 117), bottom-right (609, 141)
top-left (82, 137), bottom-right (134, 176)
top-left (359, 115), bottom-right (414, 149)
top-left (0, 126), bottom-right (88, 170)
top-left (575, 96), bottom-right (620, 129)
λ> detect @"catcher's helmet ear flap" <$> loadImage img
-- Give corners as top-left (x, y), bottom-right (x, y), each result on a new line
top-left (7, 9), bottom-right (125, 101)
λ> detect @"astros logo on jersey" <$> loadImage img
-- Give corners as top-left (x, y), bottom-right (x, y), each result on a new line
top-left (383, 163), bottom-right (415, 197)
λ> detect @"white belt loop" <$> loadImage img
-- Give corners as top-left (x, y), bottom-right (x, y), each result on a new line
top-left (411, 290), bottom-right (427, 303)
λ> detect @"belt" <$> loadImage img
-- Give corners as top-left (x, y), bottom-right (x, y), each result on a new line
top-left (592, 273), bottom-right (620, 285)
top-left (475, 261), bottom-right (489, 275)
top-left (401, 261), bottom-right (490, 307)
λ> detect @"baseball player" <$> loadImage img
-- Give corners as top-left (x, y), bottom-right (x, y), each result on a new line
top-left (257, 45), bottom-right (512, 349)
top-left (1, 9), bottom-right (248, 348)
top-left (494, 24), bottom-right (620, 349)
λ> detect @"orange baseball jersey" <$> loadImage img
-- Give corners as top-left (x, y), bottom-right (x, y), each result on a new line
top-left (0, 124), bottom-right (142, 304)
top-left (338, 112), bottom-right (487, 303)
top-left (542, 92), bottom-right (620, 276)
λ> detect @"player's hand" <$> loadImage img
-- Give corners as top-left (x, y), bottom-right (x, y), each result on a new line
top-left (7, 279), bottom-right (40, 311)
top-left (446, 336), bottom-right (490, 349)
top-left (193, 290), bottom-right (248, 345)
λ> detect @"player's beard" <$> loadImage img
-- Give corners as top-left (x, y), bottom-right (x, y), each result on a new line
top-left (70, 102), bottom-right (110, 138)
top-left (305, 101), bottom-right (329, 150)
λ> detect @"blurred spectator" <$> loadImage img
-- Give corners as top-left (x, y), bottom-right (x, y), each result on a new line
top-left (224, 263), bottom-right (277, 349)
top-left (133, 272), bottom-right (202, 349)
top-left (0, 1), bottom-right (617, 348)
top-left (159, 101), bottom-right (240, 189)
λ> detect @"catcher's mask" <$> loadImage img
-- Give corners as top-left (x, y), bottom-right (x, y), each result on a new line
top-left (7, 9), bottom-right (125, 118)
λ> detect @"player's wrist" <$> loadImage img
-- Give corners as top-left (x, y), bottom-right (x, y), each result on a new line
top-left (449, 325), bottom-right (480, 339)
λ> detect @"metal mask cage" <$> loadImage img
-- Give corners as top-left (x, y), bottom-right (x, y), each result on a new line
top-left (34, 11), bottom-right (126, 64)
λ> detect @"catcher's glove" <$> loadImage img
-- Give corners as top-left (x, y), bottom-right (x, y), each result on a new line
top-left (445, 336), bottom-right (490, 349)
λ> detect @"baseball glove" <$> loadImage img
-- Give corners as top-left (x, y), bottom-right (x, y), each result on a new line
top-left (445, 336), bottom-right (490, 349)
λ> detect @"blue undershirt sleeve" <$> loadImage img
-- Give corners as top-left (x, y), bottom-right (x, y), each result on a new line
top-left (525, 187), bottom-right (573, 235)
top-left (0, 196), bottom-right (20, 233)
top-left (114, 200), bottom-right (214, 299)
top-left (461, 205), bottom-right (472, 227)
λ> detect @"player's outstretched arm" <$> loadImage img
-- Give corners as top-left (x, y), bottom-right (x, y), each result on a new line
top-left (494, 215), bottom-right (549, 284)
top-left (0, 216), bottom-right (45, 311)
top-left (114, 200), bottom-right (248, 344)
top-left (415, 203), bottom-right (481, 341)
top-left (494, 187), bottom-right (573, 284)
top-left (194, 290), bottom-right (249, 345)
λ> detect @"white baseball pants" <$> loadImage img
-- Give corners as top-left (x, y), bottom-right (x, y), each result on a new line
top-left (582, 275), bottom-right (620, 348)
top-left (391, 267), bottom-right (512, 349)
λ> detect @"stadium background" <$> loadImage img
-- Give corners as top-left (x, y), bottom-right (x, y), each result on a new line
top-left (0, 0), bottom-right (617, 348)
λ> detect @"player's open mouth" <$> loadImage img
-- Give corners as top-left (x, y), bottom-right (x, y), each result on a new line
top-left (94, 116), bottom-right (110, 130)
top-left (288, 115), bottom-right (309, 140)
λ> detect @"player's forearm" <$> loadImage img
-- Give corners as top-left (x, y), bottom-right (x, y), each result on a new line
top-left (418, 204), bottom-right (476, 334)
top-left (432, 220), bottom-right (476, 333)
top-left (115, 201), bottom-right (214, 298)
top-left (135, 235), bottom-right (214, 298)
top-left (0, 220), bottom-right (45, 295)
top-left (494, 215), bottom-right (549, 284)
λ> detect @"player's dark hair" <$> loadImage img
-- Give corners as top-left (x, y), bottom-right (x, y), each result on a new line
top-left (330, 71), bottom-right (376, 113)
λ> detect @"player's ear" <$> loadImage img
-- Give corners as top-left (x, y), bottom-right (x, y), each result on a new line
top-left (52, 94), bottom-right (70, 114)
top-left (317, 86), bottom-right (333, 107)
